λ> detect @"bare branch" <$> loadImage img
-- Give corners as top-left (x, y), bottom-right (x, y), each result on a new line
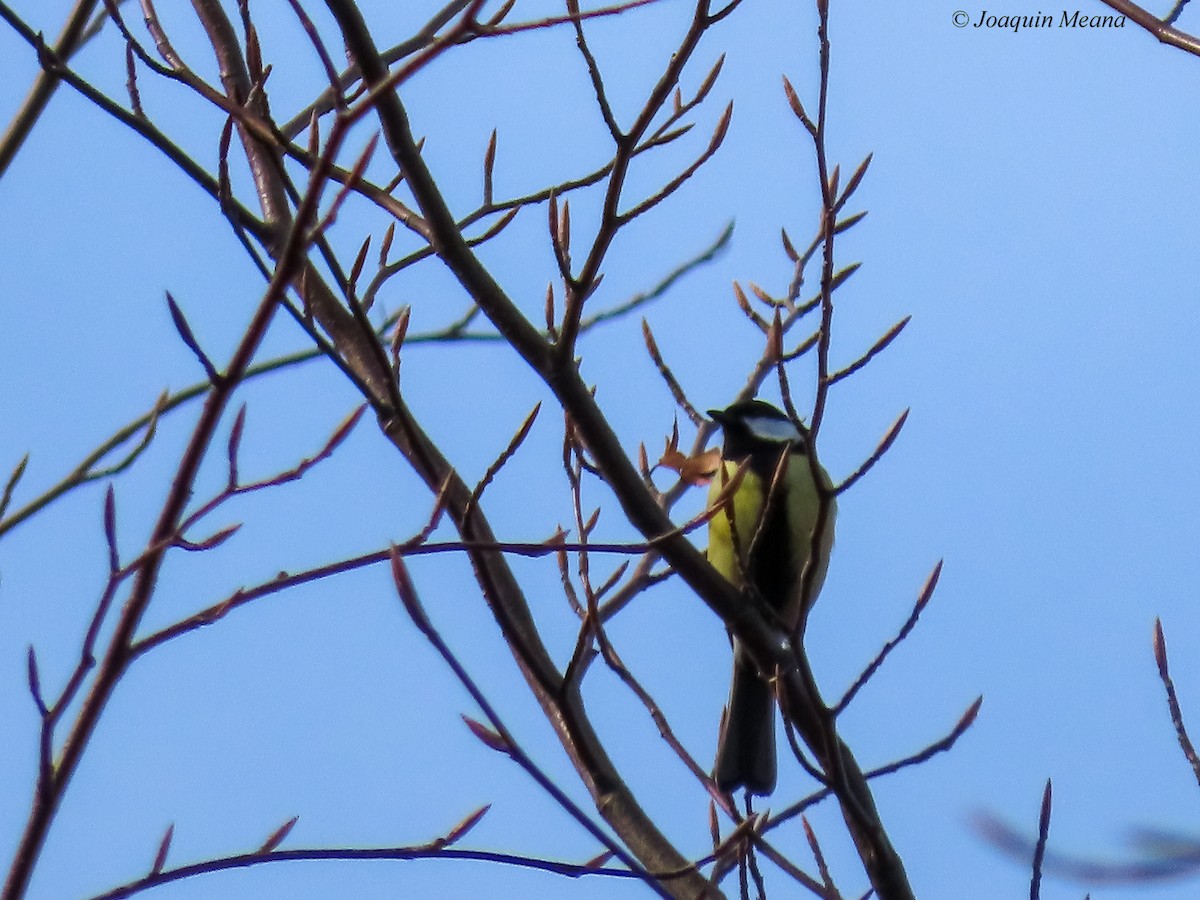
top-left (470, 0), bottom-right (666, 38)
top-left (1166, 0), bottom-right (1192, 25)
top-left (90, 842), bottom-right (654, 900)
top-left (283, 0), bottom-right (344, 105)
top-left (123, 43), bottom-right (143, 116)
top-left (1096, 0), bottom-right (1200, 55)
top-left (768, 696), bottom-right (983, 838)
top-left (620, 101), bottom-right (733, 223)
top-left (2, 72), bottom-right (346, 893)
top-left (387, 550), bottom-right (674, 896)
top-left (733, 283), bottom-right (769, 332)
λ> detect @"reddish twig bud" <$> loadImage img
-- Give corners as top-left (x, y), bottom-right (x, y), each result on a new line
top-left (442, 804), bottom-right (490, 847)
top-left (166, 293), bottom-right (220, 384)
top-left (103, 486), bottom-right (119, 572)
top-left (227, 405), bottom-right (248, 489)
top-left (836, 152), bottom-right (873, 211)
top-left (462, 715), bottom-right (511, 754)
top-left (26, 646), bottom-right (47, 717)
top-left (378, 221), bottom-right (395, 268)
top-left (782, 74), bottom-right (816, 134)
top-left (0, 452), bottom-right (29, 520)
top-left (175, 523), bottom-right (241, 552)
top-left (348, 234), bottom-right (371, 294)
top-left (259, 816), bottom-right (299, 853)
top-left (483, 129), bottom-right (497, 207)
top-left (780, 227), bottom-right (799, 262)
top-left (150, 823), bottom-right (174, 875)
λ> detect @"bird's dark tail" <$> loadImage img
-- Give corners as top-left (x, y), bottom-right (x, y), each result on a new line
top-left (714, 645), bottom-right (776, 796)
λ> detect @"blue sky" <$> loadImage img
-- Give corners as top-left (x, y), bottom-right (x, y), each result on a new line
top-left (3, 1), bottom-right (1200, 898)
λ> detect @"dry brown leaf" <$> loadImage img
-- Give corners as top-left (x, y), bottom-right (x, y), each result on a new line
top-left (658, 445), bottom-right (721, 486)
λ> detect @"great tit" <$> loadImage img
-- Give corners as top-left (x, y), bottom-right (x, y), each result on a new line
top-left (707, 399), bottom-right (836, 796)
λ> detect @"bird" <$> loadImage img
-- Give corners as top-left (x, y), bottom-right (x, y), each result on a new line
top-left (707, 399), bottom-right (836, 796)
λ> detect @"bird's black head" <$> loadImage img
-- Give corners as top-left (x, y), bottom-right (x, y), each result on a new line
top-left (708, 400), bottom-right (809, 460)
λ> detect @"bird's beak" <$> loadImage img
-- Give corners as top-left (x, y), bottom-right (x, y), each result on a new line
top-left (707, 408), bottom-right (729, 427)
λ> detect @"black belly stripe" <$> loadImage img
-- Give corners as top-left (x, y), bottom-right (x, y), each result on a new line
top-left (746, 448), bottom-right (799, 617)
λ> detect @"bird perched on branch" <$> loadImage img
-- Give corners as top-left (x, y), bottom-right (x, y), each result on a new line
top-left (707, 399), bottom-right (836, 796)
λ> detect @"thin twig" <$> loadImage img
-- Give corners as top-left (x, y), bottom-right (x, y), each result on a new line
top-left (389, 552), bottom-right (675, 897)
top-left (1153, 618), bottom-right (1200, 786)
top-left (1030, 779), bottom-right (1052, 900)
top-left (767, 696), bottom-right (983, 833)
top-left (88, 843), bottom-right (651, 900)
top-left (834, 561), bottom-right (943, 715)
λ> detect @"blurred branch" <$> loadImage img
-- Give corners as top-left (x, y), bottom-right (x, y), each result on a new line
top-left (579, 220), bottom-right (733, 331)
top-left (971, 779), bottom-right (1200, 889)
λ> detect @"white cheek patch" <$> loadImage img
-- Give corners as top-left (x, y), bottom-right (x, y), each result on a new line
top-left (744, 415), bottom-right (802, 444)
